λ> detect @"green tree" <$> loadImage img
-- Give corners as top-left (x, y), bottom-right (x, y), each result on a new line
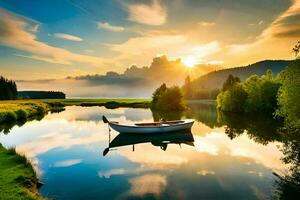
top-left (277, 59), bottom-right (300, 129)
top-left (151, 84), bottom-right (185, 111)
top-left (0, 76), bottom-right (17, 100)
top-left (157, 86), bottom-right (185, 111)
top-left (222, 74), bottom-right (241, 91)
top-left (243, 71), bottom-right (281, 113)
top-left (217, 83), bottom-right (248, 113)
top-left (151, 83), bottom-right (167, 108)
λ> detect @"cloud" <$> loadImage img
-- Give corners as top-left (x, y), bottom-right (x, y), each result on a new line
top-left (17, 55), bottom-right (222, 97)
top-left (128, 174), bottom-right (167, 197)
top-left (54, 159), bottom-right (82, 167)
top-left (198, 21), bottom-right (216, 27)
top-left (181, 41), bottom-right (221, 65)
top-left (97, 22), bottom-right (124, 32)
top-left (111, 33), bottom-right (186, 56)
top-left (224, 0), bottom-right (299, 66)
top-left (127, 0), bottom-right (167, 26)
top-left (53, 33), bottom-right (83, 42)
top-left (29, 24), bottom-right (40, 33)
top-left (0, 8), bottom-right (109, 66)
top-left (15, 54), bottom-right (71, 64)
top-left (248, 20), bottom-right (263, 26)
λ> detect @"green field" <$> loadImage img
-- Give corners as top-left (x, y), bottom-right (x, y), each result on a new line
top-left (0, 144), bottom-right (42, 200)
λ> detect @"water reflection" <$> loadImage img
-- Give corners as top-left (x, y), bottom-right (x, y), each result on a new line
top-left (272, 132), bottom-right (300, 200)
top-left (0, 105), bottom-right (298, 200)
top-left (0, 108), bottom-right (64, 134)
top-left (104, 129), bottom-right (194, 156)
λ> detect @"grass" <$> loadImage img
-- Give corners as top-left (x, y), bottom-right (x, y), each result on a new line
top-left (0, 100), bottom-right (61, 124)
top-left (0, 144), bottom-right (43, 200)
top-left (43, 98), bottom-right (151, 108)
top-left (0, 99), bottom-right (150, 124)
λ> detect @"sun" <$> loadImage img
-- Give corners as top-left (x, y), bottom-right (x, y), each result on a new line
top-left (182, 57), bottom-right (197, 68)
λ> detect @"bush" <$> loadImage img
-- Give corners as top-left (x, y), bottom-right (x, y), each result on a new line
top-left (277, 59), bottom-right (300, 129)
top-left (217, 70), bottom-right (281, 113)
top-left (2, 111), bottom-right (17, 122)
top-left (243, 71), bottom-right (281, 113)
top-left (217, 84), bottom-right (247, 113)
top-left (15, 109), bottom-right (28, 120)
top-left (151, 84), bottom-right (185, 111)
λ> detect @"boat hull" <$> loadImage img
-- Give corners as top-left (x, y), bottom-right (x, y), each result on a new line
top-left (109, 120), bottom-right (194, 134)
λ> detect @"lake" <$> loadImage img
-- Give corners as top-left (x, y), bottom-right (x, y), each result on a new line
top-left (0, 103), bottom-right (296, 200)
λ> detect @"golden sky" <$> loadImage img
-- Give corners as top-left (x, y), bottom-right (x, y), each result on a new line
top-left (0, 0), bottom-right (299, 81)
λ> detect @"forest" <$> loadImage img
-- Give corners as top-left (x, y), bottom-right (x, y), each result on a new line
top-left (0, 76), bottom-right (17, 100)
top-left (216, 58), bottom-right (300, 130)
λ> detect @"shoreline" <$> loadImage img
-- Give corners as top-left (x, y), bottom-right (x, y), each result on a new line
top-left (0, 99), bottom-right (151, 124)
top-left (0, 144), bottom-right (43, 200)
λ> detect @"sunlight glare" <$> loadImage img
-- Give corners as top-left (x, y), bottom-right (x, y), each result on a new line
top-left (182, 57), bottom-right (197, 68)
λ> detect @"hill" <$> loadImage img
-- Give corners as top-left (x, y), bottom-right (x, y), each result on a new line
top-left (190, 60), bottom-right (290, 90)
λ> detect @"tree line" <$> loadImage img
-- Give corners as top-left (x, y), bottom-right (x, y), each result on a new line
top-left (0, 76), bottom-right (17, 100)
top-left (18, 91), bottom-right (66, 99)
top-left (0, 75), bottom-right (65, 100)
top-left (216, 42), bottom-right (300, 130)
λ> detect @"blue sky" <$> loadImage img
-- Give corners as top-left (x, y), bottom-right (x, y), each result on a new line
top-left (0, 0), bottom-right (298, 80)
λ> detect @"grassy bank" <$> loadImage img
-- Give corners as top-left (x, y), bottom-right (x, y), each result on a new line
top-left (43, 98), bottom-right (151, 108)
top-left (0, 100), bottom-right (63, 124)
top-left (0, 144), bottom-right (42, 200)
top-left (0, 99), bottom-right (150, 124)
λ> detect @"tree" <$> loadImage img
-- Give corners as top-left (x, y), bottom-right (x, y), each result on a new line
top-left (217, 83), bottom-right (248, 113)
top-left (243, 71), bottom-right (281, 113)
top-left (151, 84), bottom-right (185, 111)
top-left (277, 59), bottom-right (300, 129)
top-left (183, 76), bottom-right (193, 99)
top-left (292, 41), bottom-right (300, 57)
top-left (222, 74), bottom-right (240, 91)
top-left (217, 70), bottom-right (280, 113)
top-left (151, 83), bottom-right (167, 107)
top-left (0, 76), bottom-right (18, 100)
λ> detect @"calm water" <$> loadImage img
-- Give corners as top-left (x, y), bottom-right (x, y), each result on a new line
top-left (0, 104), bottom-right (295, 200)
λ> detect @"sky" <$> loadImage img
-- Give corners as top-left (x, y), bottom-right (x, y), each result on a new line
top-left (0, 0), bottom-right (299, 97)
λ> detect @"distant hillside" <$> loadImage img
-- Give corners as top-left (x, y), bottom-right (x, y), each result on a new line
top-left (190, 60), bottom-right (291, 89)
top-left (18, 91), bottom-right (66, 99)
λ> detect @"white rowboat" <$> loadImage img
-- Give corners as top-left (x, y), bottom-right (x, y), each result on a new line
top-left (102, 116), bottom-right (194, 134)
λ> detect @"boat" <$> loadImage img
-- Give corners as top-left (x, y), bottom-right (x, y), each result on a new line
top-left (103, 129), bottom-right (194, 156)
top-left (102, 116), bottom-right (194, 134)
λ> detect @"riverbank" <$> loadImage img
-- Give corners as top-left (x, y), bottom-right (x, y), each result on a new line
top-left (0, 144), bottom-right (42, 200)
top-left (44, 98), bottom-right (151, 108)
top-left (0, 100), bottom-right (63, 124)
top-left (0, 99), bottom-right (150, 124)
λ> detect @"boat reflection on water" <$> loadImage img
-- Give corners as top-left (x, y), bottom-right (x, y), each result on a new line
top-left (103, 129), bottom-right (194, 156)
